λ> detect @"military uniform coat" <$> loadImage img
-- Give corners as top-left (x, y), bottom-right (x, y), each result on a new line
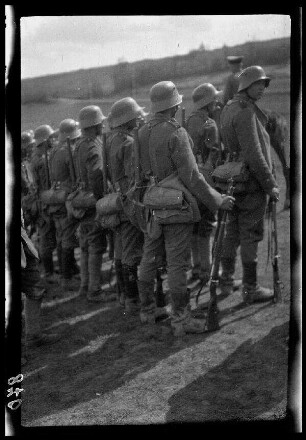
top-left (186, 108), bottom-right (220, 165)
top-left (220, 92), bottom-right (278, 194)
top-left (138, 113), bottom-right (224, 214)
top-left (73, 135), bottom-right (104, 200)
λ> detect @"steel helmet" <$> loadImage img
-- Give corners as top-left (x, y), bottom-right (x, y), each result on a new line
top-left (34, 125), bottom-right (55, 147)
top-left (238, 66), bottom-right (271, 92)
top-left (110, 97), bottom-right (148, 128)
top-left (58, 118), bottom-right (81, 143)
top-left (21, 130), bottom-right (35, 149)
top-left (78, 105), bottom-right (106, 130)
top-left (149, 81), bottom-right (183, 113)
top-left (192, 83), bottom-right (222, 110)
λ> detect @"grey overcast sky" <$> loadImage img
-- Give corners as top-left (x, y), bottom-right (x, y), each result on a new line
top-left (20, 15), bottom-right (291, 79)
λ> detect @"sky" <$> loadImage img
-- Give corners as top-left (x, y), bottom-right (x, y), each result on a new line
top-left (16, 14), bottom-right (291, 79)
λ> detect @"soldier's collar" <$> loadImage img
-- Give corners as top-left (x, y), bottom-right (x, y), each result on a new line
top-left (195, 107), bottom-right (209, 118)
top-left (113, 127), bottom-right (131, 136)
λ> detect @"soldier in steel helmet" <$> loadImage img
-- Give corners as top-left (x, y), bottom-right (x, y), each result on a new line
top-left (48, 118), bottom-right (82, 291)
top-left (137, 81), bottom-right (235, 336)
top-left (74, 105), bottom-right (109, 302)
top-left (223, 55), bottom-right (244, 106)
top-left (186, 83), bottom-right (223, 286)
top-left (106, 97), bottom-right (148, 313)
top-left (21, 130), bottom-right (39, 236)
top-left (219, 65), bottom-right (280, 304)
top-left (31, 125), bottom-right (58, 283)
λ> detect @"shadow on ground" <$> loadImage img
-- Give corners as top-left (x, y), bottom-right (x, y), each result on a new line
top-left (166, 322), bottom-right (289, 424)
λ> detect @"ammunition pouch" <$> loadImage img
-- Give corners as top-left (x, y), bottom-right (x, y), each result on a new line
top-left (65, 185), bottom-right (96, 220)
top-left (212, 160), bottom-right (250, 193)
top-left (143, 184), bottom-right (184, 210)
top-left (95, 192), bottom-right (123, 230)
top-left (40, 183), bottom-right (69, 205)
top-left (70, 188), bottom-right (97, 209)
top-left (96, 192), bottom-right (123, 216)
top-left (143, 174), bottom-right (195, 225)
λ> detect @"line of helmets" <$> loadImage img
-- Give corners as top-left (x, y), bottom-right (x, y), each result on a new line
top-left (21, 65), bottom-right (270, 153)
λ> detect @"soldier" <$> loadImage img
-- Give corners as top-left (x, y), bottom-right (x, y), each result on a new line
top-left (21, 130), bottom-right (38, 234)
top-left (186, 83), bottom-right (222, 285)
top-left (21, 130), bottom-right (35, 162)
top-left (31, 125), bottom-right (58, 283)
top-left (223, 55), bottom-right (244, 106)
top-left (219, 65), bottom-right (280, 303)
top-left (137, 81), bottom-right (234, 335)
top-left (48, 118), bottom-right (81, 290)
top-left (74, 105), bottom-right (108, 302)
top-left (107, 97), bottom-right (146, 313)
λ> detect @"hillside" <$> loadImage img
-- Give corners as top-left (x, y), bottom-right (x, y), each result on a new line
top-left (21, 37), bottom-right (290, 104)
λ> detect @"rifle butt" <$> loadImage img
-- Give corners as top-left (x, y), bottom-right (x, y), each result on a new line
top-left (205, 300), bottom-right (220, 331)
top-left (273, 281), bottom-right (283, 303)
top-left (205, 283), bottom-right (220, 331)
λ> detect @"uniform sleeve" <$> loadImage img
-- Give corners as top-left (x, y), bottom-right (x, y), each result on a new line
top-left (234, 108), bottom-right (277, 193)
top-left (169, 128), bottom-right (224, 213)
top-left (120, 137), bottom-right (134, 193)
top-left (87, 142), bottom-right (104, 199)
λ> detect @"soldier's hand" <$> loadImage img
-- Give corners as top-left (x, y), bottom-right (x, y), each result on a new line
top-left (220, 195), bottom-right (235, 210)
top-left (270, 187), bottom-right (280, 202)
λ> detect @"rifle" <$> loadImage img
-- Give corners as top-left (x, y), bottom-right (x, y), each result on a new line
top-left (271, 161), bottom-right (283, 303)
top-left (205, 178), bottom-right (235, 331)
top-left (66, 136), bottom-right (77, 185)
top-left (181, 107), bottom-right (186, 129)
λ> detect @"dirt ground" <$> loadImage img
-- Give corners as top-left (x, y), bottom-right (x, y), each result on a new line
top-left (15, 158), bottom-right (299, 431)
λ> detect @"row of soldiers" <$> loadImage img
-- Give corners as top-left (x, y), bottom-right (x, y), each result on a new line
top-left (21, 61), bottom-right (286, 345)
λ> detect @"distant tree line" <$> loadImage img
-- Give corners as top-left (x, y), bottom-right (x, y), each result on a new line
top-left (22, 37), bottom-right (290, 104)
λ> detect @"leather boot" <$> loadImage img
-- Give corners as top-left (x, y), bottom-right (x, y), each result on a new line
top-left (24, 297), bottom-right (60, 349)
top-left (171, 307), bottom-right (206, 337)
top-left (115, 259), bottom-right (126, 306)
top-left (41, 253), bottom-right (58, 284)
top-left (77, 250), bottom-right (89, 296)
top-left (138, 279), bottom-right (168, 323)
top-left (69, 248), bottom-right (80, 277)
top-left (87, 253), bottom-right (106, 302)
top-left (123, 265), bottom-right (140, 314)
top-left (242, 262), bottom-right (273, 304)
top-left (60, 248), bottom-right (78, 291)
top-left (219, 257), bottom-right (236, 296)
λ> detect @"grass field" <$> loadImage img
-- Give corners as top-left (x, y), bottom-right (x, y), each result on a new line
top-left (21, 63), bottom-right (290, 133)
